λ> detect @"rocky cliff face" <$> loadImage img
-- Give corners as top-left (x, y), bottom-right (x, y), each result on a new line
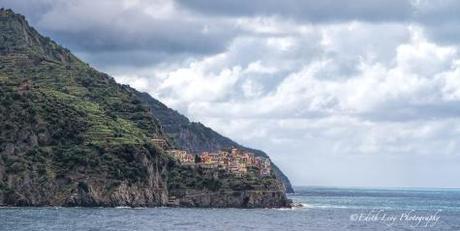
top-left (3, 159), bottom-right (170, 207)
top-left (170, 190), bottom-right (288, 208)
top-left (0, 9), bottom-right (291, 207)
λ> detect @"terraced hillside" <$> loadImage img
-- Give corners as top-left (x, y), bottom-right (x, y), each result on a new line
top-left (0, 9), bottom-right (291, 207)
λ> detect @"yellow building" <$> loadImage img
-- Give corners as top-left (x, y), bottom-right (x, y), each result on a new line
top-left (260, 159), bottom-right (272, 176)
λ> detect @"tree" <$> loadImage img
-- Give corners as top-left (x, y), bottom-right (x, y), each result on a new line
top-left (194, 154), bottom-right (201, 163)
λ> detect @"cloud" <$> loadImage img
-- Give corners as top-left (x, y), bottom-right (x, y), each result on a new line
top-left (141, 24), bottom-right (460, 122)
top-left (413, 0), bottom-right (460, 25)
top-left (176, 0), bottom-right (414, 23)
top-left (410, 0), bottom-right (460, 45)
top-left (37, 0), bottom-right (232, 53)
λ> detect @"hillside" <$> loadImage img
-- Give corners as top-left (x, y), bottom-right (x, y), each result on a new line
top-left (0, 9), bottom-right (291, 207)
top-left (136, 93), bottom-right (294, 193)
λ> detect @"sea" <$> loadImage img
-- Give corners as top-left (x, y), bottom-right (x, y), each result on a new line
top-left (1, 186), bottom-right (460, 231)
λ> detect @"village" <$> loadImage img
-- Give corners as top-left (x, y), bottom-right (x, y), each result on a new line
top-left (151, 139), bottom-right (272, 176)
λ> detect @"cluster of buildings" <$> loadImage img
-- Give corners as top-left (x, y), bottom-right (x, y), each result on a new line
top-left (167, 148), bottom-right (271, 176)
top-left (152, 138), bottom-right (272, 176)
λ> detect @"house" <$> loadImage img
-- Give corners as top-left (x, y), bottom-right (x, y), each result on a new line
top-left (260, 158), bottom-right (272, 176)
top-left (166, 150), bottom-right (194, 164)
top-left (218, 151), bottom-right (229, 169)
top-left (200, 152), bottom-right (212, 164)
top-left (230, 148), bottom-right (241, 159)
top-left (200, 152), bottom-right (220, 168)
top-left (241, 152), bottom-right (255, 166)
top-left (183, 153), bottom-right (194, 164)
top-left (238, 162), bottom-right (247, 174)
top-left (254, 157), bottom-right (263, 169)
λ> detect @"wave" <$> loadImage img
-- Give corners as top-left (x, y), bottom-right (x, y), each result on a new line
top-left (312, 204), bottom-right (352, 209)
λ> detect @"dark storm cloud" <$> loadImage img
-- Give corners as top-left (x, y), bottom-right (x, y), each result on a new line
top-left (51, 24), bottom-right (236, 68)
top-left (76, 50), bottom-right (183, 69)
top-left (413, 0), bottom-right (460, 45)
top-left (47, 19), bottom-right (233, 55)
top-left (414, 0), bottom-right (460, 24)
top-left (0, 0), bottom-right (54, 21)
top-left (176, 0), bottom-right (414, 22)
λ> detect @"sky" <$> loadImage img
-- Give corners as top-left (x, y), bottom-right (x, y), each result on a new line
top-left (2, 0), bottom-right (460, 188)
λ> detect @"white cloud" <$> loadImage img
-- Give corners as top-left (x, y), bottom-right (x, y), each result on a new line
top-left (151, 25), bottom-right (458, 121)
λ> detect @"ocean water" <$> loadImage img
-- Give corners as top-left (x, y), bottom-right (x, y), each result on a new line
top-left (1, 187), bottom-right (460, 231)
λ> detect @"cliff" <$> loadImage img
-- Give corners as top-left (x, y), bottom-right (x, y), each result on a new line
top-left (0, 9), bottom-right (291, 207)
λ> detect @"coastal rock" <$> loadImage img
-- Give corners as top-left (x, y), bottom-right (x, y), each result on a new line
top-left (170, 190), bottom-right (291, 208)
top-left (65, 181), bottom-right (168, 207)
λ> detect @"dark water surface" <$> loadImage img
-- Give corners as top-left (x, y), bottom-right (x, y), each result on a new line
top-left (1, 187), bottom-right (460, 230)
